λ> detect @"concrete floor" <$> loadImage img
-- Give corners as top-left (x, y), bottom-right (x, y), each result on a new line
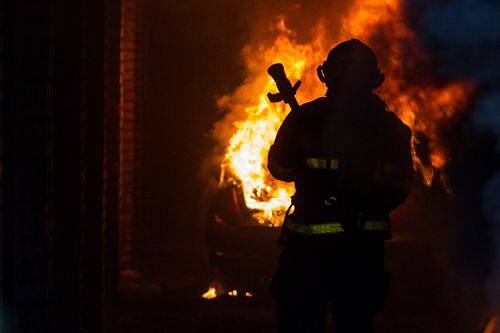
top-left (109, 239), bottom-right (489, 333)
top-left (109, 189), bottom-right (492, 332)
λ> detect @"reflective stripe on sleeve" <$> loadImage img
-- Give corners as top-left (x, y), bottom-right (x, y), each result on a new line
top-left (305, 157), bottom-right (339, 170)
top-left (286, 220), bottom-right (390, 235)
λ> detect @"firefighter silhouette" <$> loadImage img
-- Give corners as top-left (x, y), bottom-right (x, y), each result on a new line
top-left (268, 39), bottom-right (413, 333)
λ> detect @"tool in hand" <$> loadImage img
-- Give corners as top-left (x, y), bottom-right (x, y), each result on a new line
top-left (267, 63), bottom-right (302, 112)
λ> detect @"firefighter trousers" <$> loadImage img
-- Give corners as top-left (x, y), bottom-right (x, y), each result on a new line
top-left (271, 234), bottom-right (388, 333)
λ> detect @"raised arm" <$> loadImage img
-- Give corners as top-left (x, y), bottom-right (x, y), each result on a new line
top-left (267, 110), bottom-right (300, 182)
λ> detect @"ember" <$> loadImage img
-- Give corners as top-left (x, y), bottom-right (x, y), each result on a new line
top-left (214, 0), bottom-right (474, 226)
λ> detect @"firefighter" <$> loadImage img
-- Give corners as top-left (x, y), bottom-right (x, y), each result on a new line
top-left (268, 39), bottom-right (413, 333)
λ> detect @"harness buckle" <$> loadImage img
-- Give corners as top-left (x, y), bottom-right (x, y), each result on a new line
top-left (324, 195), bottom-right (337, 206)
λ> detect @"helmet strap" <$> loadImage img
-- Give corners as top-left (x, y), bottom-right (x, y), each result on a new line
top-left (317, 63), bottom-right (327, 83)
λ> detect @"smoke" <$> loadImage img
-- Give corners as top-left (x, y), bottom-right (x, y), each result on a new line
top-left (416, 0), bottom-right (500, 84)
top-left (483, 171), bottom-right (500, 313)
top-left (474, 91), bottom-right (500, 151)
top-left (414, 0), bottom-right (500, 316)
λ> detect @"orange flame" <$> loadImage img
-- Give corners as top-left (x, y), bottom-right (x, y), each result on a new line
top-left (214, 0), bottom-right (474, 225)
top-left (343, 0), bottom-right (474, 186)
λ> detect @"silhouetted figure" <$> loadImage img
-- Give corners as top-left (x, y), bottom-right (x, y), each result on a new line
top-left (268, 39), bottom-right (413, 333)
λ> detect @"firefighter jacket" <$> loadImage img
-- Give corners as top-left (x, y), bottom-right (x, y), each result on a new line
top-left (267, 94), bottom-right (413, 238)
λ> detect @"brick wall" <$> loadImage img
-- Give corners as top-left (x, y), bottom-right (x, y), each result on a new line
top-left (119, 0), bottom-right (145, 268)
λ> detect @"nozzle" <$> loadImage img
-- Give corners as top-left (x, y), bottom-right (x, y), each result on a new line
top-left (267, 63), bottom-right (287, 82)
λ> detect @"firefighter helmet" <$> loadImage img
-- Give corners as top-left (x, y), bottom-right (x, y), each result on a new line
top-left (317, 39), bottom-right (385, 90)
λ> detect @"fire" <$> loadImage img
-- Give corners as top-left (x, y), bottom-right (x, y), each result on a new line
top-left (214, 0), bottom-right (474, 225)
top-left (201, 285), bottom-right (254, 300)
top-left (216, 20), bottom-right (325, 225)
top-left (201, 286), bottom-right (218, 300)
top-left (342, 0), bottom-right (474, 187)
